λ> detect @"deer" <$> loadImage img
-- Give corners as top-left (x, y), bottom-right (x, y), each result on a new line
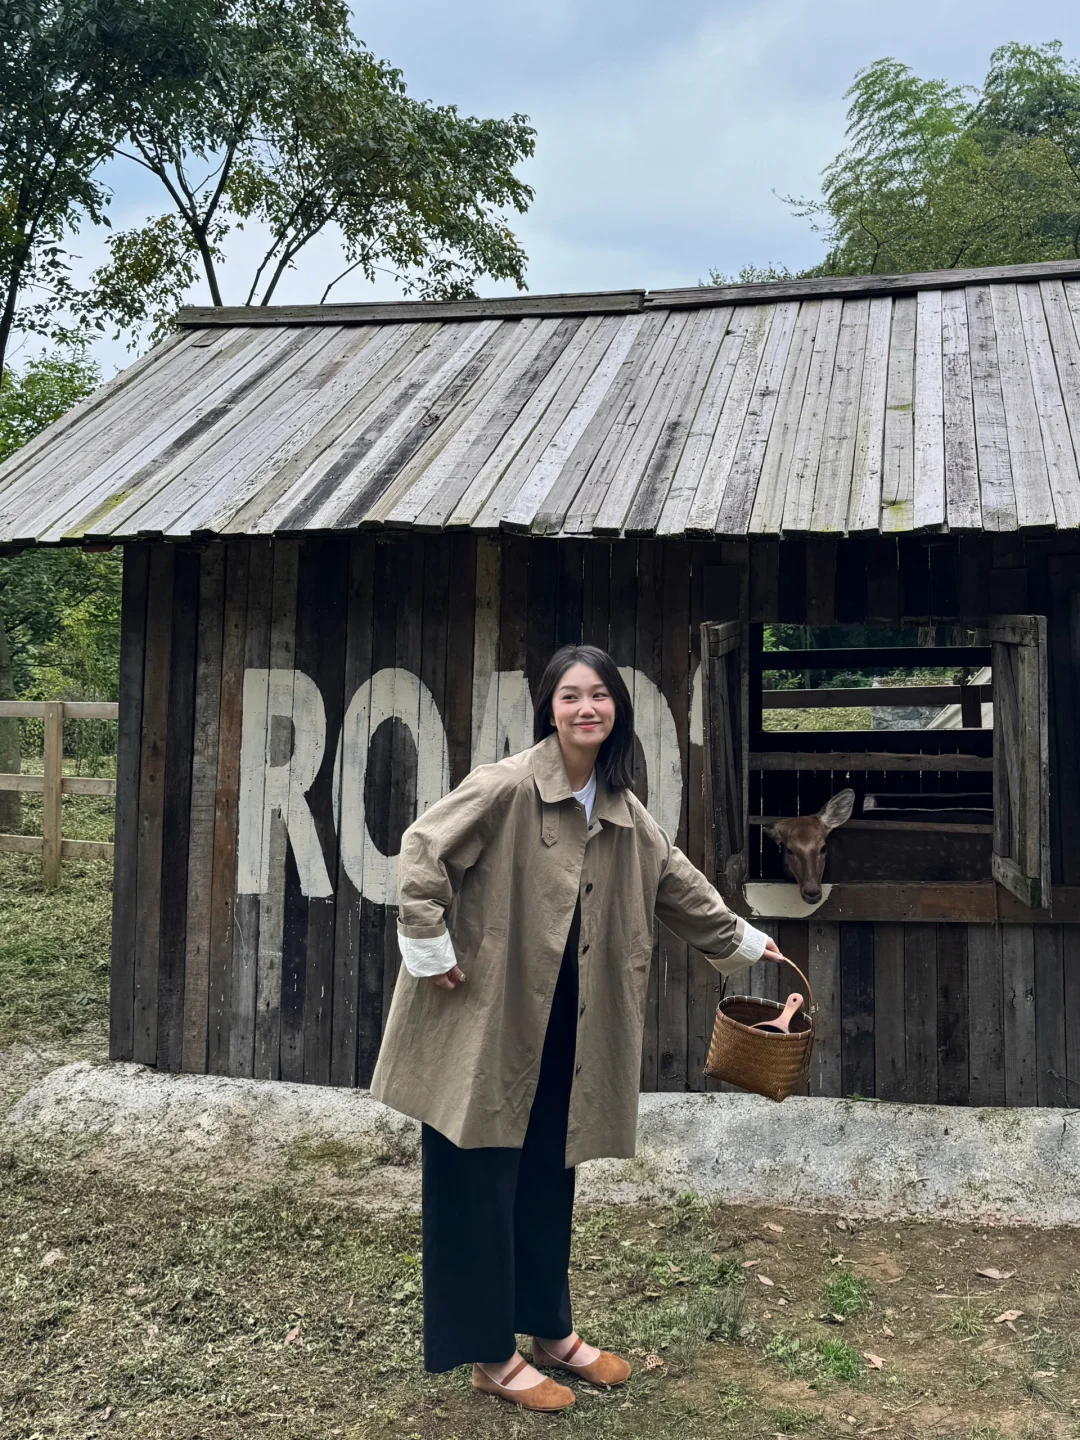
top-left (763, 789), bottom-right (855, 905)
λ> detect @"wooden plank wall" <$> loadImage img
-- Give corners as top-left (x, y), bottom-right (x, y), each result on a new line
top-left (109, 532), bottom-right (1080, 1107)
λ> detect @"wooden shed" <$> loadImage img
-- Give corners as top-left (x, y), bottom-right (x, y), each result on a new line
top-left (2, 257), bottom-right (1079, 1107)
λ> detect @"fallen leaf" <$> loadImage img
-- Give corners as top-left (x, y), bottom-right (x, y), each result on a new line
top-left (777, 1297), bottom-right (788, 1305)
top-left (976, 1268), bottom-right (1016, 1281)
top-left (757, 1274), bottom-right (775, 1287)
top-left (644, 1352), bottom-right (665, 1371)
top-left (863, 1352), bottom-right (885, 1369)
top-left (40, 1249), bottom-right (65, 1268)
top-left (764, 1222), bottom-right (785, 1233)
top-left (1033, 1370), bottom-right (1055, 1378)
top-left (102, 1406), bottom-right (113, 1421)
top-left (836, 1219), bottom-right (849, 1231)
top-left (830, 1254), bottom-right (846, 1265)
top-left (882, 1324), bottom-right (895, 1338)
top-left (742, 1258), bottom-right (760, 1268)
top-left (763, 1310), bottom-right (772, 1319)
top-left (992, 1310), bottom-right (1022, 1324)
top-left (124, 1285), bottom-right (146, 1298)
top-left (284, 1325), bottom-right (302, 1345)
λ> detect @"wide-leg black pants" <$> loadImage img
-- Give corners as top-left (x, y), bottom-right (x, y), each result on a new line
top-left (420, 904), bottom-right (580, 1373)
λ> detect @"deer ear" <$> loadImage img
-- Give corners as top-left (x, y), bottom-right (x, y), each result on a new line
top-left (762, 823), bottom-right (779, 844)
top-left (818, 788), bottom-right (855, 832)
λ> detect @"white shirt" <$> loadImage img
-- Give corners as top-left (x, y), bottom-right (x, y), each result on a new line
top-left (572, 769), bottom-right (597, 822)
top-left (398, 769), bottom-right (768, 977)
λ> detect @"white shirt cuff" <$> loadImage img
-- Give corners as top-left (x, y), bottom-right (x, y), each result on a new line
top-left (731, 920), bottom-right (769, 965)
top-left (398, 930), bottom-right (458, 978)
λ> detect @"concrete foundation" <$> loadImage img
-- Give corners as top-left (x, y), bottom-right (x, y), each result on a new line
top-left (6, 1061), bottom-right (1079, 1226)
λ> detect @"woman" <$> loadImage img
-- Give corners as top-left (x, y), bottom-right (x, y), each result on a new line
top-left (369, 645), bottom-right (787, 1412)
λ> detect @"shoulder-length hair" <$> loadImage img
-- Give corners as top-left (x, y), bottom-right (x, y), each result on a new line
top-left (533, 645), bottom-right (635, 791)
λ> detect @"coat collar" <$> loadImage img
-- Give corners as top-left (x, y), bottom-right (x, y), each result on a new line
top-left (529, 733), bottom-right (634, 827)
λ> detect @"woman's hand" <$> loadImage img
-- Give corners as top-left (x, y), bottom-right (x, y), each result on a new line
top-left (426, 965), bottom-right (467, 991)
top-left (761, 936), bottom-right (789, 964)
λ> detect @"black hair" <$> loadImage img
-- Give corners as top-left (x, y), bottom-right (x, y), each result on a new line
top-left (533, 644), bottom-right (634, 791)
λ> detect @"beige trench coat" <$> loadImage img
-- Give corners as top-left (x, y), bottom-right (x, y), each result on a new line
top-left (368, 733), bottom-right (760, 1167)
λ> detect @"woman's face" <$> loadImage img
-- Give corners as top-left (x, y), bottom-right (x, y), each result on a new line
top-left (550, 663), bottom-right (616, 756)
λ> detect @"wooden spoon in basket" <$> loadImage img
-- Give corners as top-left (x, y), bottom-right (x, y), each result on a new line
top-left (749, 993), bottom-right (804, 1035)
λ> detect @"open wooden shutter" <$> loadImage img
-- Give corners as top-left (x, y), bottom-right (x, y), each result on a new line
top-left (700, 620), bottom-right (749, 901)
top-left (990, 614), bottom-right (1050, 909)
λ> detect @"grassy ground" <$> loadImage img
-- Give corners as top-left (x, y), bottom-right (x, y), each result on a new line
top-left (0, 1158), bottom-right (1077, 1440)
top-left (0, 757), bottom-right (113, 1053)
top-left (762, 706), bottom-right (873, 732)
top-left (2, 763), bottom-right (1079, 1440)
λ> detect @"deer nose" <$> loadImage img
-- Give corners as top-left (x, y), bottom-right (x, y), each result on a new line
top-left (802, 887), bottom-right (822, 904)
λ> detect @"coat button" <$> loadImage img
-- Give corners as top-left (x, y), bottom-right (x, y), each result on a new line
top-left (581, 943), bottom-right (590, 954)
top-left (575, 1063), bottom-right (582, 1074)
top-left (585, 882), bottom-right (593, 894)
top-left (579, 1002), bottom-right (586, 1016)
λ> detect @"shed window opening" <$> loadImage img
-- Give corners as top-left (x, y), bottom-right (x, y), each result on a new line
top-left (699, 614), bottom-right (1049, 910)
top-left (751, 622), bottom-right (993, 889)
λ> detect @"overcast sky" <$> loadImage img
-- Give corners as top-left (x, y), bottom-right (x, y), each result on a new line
top-left (33, 0), bottom-right (1080, 374)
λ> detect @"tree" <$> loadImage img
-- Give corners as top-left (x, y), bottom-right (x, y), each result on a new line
top-left (0, 0), bottom-right (205, 384)
top-left (0, 351), bottom-right (103, 830)
top-left (3, 2), bottom-right (535, 361)
top-left (791, 43), bottom-right (1080, 275)
top-left (90, 0), bottom-right (535, 339)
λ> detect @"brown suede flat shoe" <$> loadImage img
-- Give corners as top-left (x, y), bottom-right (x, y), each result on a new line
top-left (471, 1360), bottom-right (576, 1411)
top-left (532, 1335), bottom-right (632, 1387)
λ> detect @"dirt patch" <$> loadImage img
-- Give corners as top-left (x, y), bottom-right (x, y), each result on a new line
top-left (1, 1147), bottom-right (1076, 1440)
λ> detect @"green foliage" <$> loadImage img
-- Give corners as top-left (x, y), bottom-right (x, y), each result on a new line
top-left (795, 42), bottom-right (1080, 275)
top-left (820, 1268), bottom-right (872, 1318)
top-left (4, 2), bottom-right (535, 364)
top-left (0, 546), bottom-right (122, 699)
top-left (949, 1300), bottom-right (989, 1337)
top-left (765, 1329), bottom-right (865, 1385)
top-left (0, 354), bottom-right (119, 762)
top-left (90, 0), bottom-right (536, 340)
top-left (814, 1335), bottom-right (864, 1383)
top-left (0, 351), bottom-right (100, 462)
top-left (702, 262), bottom-right (799, 286)
top-left (0, 0), bottom-right (203, 378)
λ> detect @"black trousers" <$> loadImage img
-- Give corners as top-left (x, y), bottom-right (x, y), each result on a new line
top-left (420, 904), bottom-right (580, 1373)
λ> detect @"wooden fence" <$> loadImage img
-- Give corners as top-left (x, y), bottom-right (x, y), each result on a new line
top-left (0, 700), bottom-right (118, 886)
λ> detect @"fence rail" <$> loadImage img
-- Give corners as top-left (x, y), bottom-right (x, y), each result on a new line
top-left (0, 699), bottom-right (118, 886)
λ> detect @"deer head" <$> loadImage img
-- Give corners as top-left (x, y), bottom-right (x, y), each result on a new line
top-left (763, 789), bottom-right (855, 904)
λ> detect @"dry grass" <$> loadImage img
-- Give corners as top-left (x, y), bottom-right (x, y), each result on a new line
top-left (1, 1152), bottom-right (1078, 1440)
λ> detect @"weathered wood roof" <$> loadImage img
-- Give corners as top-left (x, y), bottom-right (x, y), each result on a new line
top-left (6, 259), bottom-right (1080, 543)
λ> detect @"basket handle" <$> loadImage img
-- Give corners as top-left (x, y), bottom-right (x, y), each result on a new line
top-left (722, 952), bottom-right (816, 1017)
top-left (778, 956), bottom-right (816, 1017)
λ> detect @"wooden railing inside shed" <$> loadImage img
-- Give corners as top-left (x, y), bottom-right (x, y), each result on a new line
top-left (0, 700), bottom-right (118, 886)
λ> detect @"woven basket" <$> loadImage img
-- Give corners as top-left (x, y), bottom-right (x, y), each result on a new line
top-left (704, 959), bottom-right (815, 1102)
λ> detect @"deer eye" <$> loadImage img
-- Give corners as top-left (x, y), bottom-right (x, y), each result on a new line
top-left (819, 846), bottom-right (826, 856)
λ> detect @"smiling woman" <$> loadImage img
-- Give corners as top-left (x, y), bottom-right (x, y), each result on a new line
top-left (367, 640), bottom-right (781, 1408)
